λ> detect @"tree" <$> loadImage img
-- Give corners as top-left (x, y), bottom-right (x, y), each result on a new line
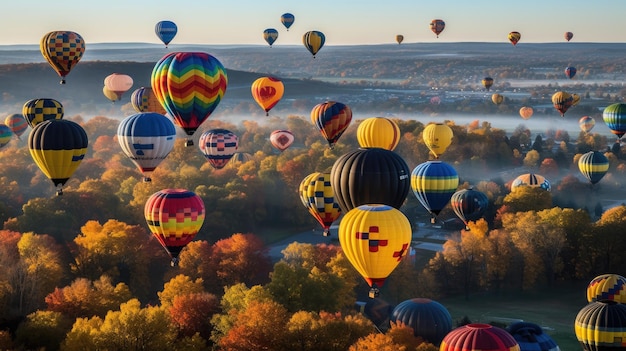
top-left (177, 240), bottom-right (217, 292)
top-left (210, 233), bottom-right (272, 288)
top-left (14, 310), bottom-right (73, 351)
top-left (158, 274), bottom-right (205, 307)
top-left (584, 206), bottom-right (626, 274)
top-left (169, 292), bottom-right (220, 340)
top-left (502, 186), bottom-right (552, 213)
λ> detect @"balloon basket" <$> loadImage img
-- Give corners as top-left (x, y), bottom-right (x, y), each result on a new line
top-left (368, 286), bottom-right (380, 299)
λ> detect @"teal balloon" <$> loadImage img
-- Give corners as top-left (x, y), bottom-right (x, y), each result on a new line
top-left (603, 103), bottom-right (626, 139)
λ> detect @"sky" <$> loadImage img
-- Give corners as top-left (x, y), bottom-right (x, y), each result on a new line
top-left (3, 0), bottom-right (626, 46)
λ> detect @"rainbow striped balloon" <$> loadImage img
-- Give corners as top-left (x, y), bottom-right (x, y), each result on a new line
top-left (4, 114), bottom-right (28, 140)
top-left (151, 52), bottom-right (228, 146)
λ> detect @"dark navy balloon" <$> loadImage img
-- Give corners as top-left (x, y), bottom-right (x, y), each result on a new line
top-left (391, 298), bottom-right (452, 346)
top-left (506, 322), bottom-right (560, 351)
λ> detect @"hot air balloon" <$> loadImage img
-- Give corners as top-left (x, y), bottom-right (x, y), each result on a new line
top-left (251, 76), bottom-right (284, 116)
top-left (269, 130), bottom-right (294, 151)
top-left (22, 98), bottom-right (64, 128)
top-left (587, 274), bottom-right (626, 303)
top-left (551, 91), bottom-right (574, 117)
top-left (564, 31), bottom-right (574, 42)
top-left (145, 188), bottom-right (205, 266)
top-left (151, 52), bottom-right (228, 146)
top-left (565, 66), bottom-right (577, 79)
top-left (440, 324), bottom-right (520, 351)
top-left (572, 93), bottom-right (581, 106)
top-left (422, 123), bottom-right (453, 159)
top-left (482, 77), bottom-right (494, 91)
top-left (155, 20), bottom-right (177, 48)
top-left (263, 28), bottom-right (279, 47)
top-left (303, 31), bottom-right (325, 58)
top-left (506, 322), bottom-right (560, 351)
top-left (579, 116), bottom-right (595, 133)
top-left (281, 13), bottom-right (295, 30)
top-left (519, 106), bottom-right (533, 120)
top-left (390, 298), bottom-right (453, 346)
top-left (356, 116), bottom-right (400, 151)
top-left (40, 31), bottom-right (85, 84)
top-left (508, 31), bottom-right (521, 46)
top-left (228, 152), bottom-right (253, 169)
top-left (411, 160), bottom-right (459, 223)
top-left (331, 148), bottom-right (410, 213)
top-left (578, 151), bottom-right (609, 185)
top-left (102, 86), bottom-right (119, 103)
top-left (450, 188), bottom-right (489, 230)
top-left (603, 103), bottom-right (626, 140)
top-left (430, 96), bottom-right (441, 105)
top-left (429, 19), bottom-right (445, 38)
top-left (310, 101), bottom-right (352, 148)
top-left (131, 87), bottom-right (167, 114)
top-left (28, 119), bottom-right (88, 196)
top-left (492, 93), bottom-right (504, 105)
top-left (299, 172), bottom-right (342, 236)
top-left (338, 204), bottom-right (412, 298)
top-left (104, 73), bottom-right (134, 101)
top-left (575, 300), bottom-right (626, 351)
top-left (198, 128), bottom-right (238, 170)
top-left (0, 124), bottom-right (12, 148)
top-left (511, 173), bottom-right (551, 192)
top-left (4, 114), bottom-right (27, 140)
top-left (396, 35), bottom-right (404, 44)
top-left (117, 112), bottom-right (176, 182)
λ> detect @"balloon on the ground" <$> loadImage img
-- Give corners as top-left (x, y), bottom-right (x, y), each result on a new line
top-left (575, 300), bottom-right (626, 351)
top-left (117, 112), bottom-right (176, 182)
top-left (440, 323), bottom-right (520, 351)
top-left (155, 20), bottom-right (177, 48)
top-left (228, 152), bottom-right (253, 168)
top-left (151, 52), bottom-right (228, 146)
top-left (144, 189), bottom-right (205, 266)
top-left (310, 101), bottom-right (352, 148)
top-left (331, 147), bottom-right (410, 213)
top-left (602, 103), bottom-right (626, 139)
top-left (506, 322), bottom-right (560, 351)
top-left (251, 76), bottom-right (284, 116)
top-left (28, 119), bottom-right (88, 195)
top-left (40, 31), bottom-right (85, 84)
top-left (338, 204), bottom-right (412, 298)
top-left (303, 31), bottom-right (325, 58)
top-left (198, 128), bottom-right (238, 170)
top-left (411, 160), bottom-right (459, 223)
top-left (269, 130), bottom-right (294, 151)
top-left (586, 273), bottom-right (626, 303)
top-left (578, 151), bottom-right (609, 185)
top-left (22, 98), bottom-right (64, 128)
top-left (422, 123), bottom-right (453, 159)
top-left (356, 117), bottom-right (400, 151)
top-left (299, 172), bottom-right (341, 236)
top-left (390, 298), bottom-right (452, 346)
top-left (4, 114), bottom-right (27, 140)
top-left (511, 173), bottom-right (551, 192)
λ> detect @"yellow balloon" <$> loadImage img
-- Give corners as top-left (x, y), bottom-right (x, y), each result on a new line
top-left (356, 117), bottom-right (401, 151)
top-left (338, 204), bottom-right (412, 297)
top-left (102, 86), bottom-right (119, 102)
top-left (422, 123), bottom-right (453, 158)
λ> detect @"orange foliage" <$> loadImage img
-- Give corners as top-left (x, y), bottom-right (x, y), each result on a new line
top-left (169, 292), bottom-right (220, 339)
top-left (211, 233), bottom-right (271, 287)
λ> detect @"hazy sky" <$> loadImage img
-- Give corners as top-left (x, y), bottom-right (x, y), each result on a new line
top-left (4, 0), bottom-right (626, 46)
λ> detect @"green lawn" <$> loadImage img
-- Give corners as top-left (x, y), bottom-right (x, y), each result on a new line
top-left (439, 282), bottom-right (588, 350)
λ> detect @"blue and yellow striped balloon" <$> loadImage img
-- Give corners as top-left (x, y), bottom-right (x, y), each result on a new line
top-left (578, 151), bottom-right (609, 185)
top-left (303, 30), bottom-right (325, 58)
top-left (411, 160), bottom-right (459, 223)
top-left (603, 103), bottom-right (626, 139)
top-left (0, 124), bottom-right (13, 148)
top-left (575, 300), bottom-right (626, 350)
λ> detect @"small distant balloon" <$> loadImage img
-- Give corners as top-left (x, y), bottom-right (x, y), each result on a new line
top-left (104, 73), bottom-right (134, 101)
top-left (508, 31), bottom-right (521, 46)
top-left (251, 76), bottom-right (284, 116)
top-left (519, 106), bottom-right (533, 120)
top-left (579, 116), bottom-right (595, 133)
top-left (565, 31), bottom-right (574, 42)
top-left (303, 31), bottom-right (325, 58)
top-left (565, 66), bottom-right (577, 79)
top-left (263, 28), bottom-right (279, 47)
top-left (551, 91), bottom-right (574, 117)
top-left (0, 124), bottom-right (12, 148)
top-left (491, 93), bottom-right (504, 105)
top-left (281, 13), bottom-right (295, 30)
top-left (4, 114), bottom-right (28, 140)
top-left (270, 130), bottom-right (294, 151)
top-left (429, 19), bottom-right (445, 38)
top-left (481, 77), bottom-right (494, 91)
top-left (155, 20), bottom-right (177, 48)
top-left (396, 35), bottom-right (404, 44)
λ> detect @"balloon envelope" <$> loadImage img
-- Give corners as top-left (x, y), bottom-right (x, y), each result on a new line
top-left (511, 173), bottom-right (551, 192)
top-left (310, 101), bottom-right (352, 148)
top-left (263, 28), bottom-right (278, 47)
top-left (28, 119), bottom-right (88, 195)
top-left (356, 117), bottom-right (400, 151)
top-left (104, 73), bottom-right (134, 100)
top-left (269, 130), bottom-right (294, 151)
top-left (564, 66), bottom-right (577, 79)
top-left (396, 34), bottom-right (404, 44)
top-left (519, 106), bottom-right (533, 120)
top-left (303, 31), bottom-right (325, 57)
top-left (430, 19), bottom-right (445, 37)
top-left (575, 300), bottom-right (626, 351)
top-left (145, 189), bottom-right (205, 266)
top-left (578, 151), bottom-right (609, 185)
top-left (411, 160), bottom-right (459, 222)
top-left (551, 91), bottom-right (574, 116)
top-left (331, 148), bottom-right (410, 213)
top-left (482, 77), bottom-right (494, 90)
top-left (299, 172), bottom-right (342, 236)
top-left (587, 274), bottom-right (626, 303)
top-left (440, 323), bottom-right (520, 351)
top-left (422, 123), bottom-right (453, 158)
top-left (450, 188), bottom-right (489, 228)
top-left (151, 52), bottom-right (228, 145)
top-left (603, 103), bottom-right (626, 139)
top-left (155, 20), bottom-right (177, 47)
top-left (391, 298), bottom-right (452, 346)
top-left (506, 322), bottom-right (560, 351)
top-left (40, 31), bottom-right (85, 84)
top-left (198, 128), bottom-right (239, 169)
top-left (579, 116), bottom-right (595, 133)
top-left (131, 87), bottom-right (167, 114)
top-left (281, 13), bottom-right (295, 30)
top-left (565, 31), bottom-right (573, 41)
top-left (338, 204), bottom-right (412, 295)
top-left (508, 31), bottom-right (521, 46)
top-left (492, 93), bottom-right (504, 105)
top-left (22, 98), bottom-right (64, 128)
top-left (251, 76), bottom-right (284, 116)
top-left (117, 112), bottom-right (176, 182)
top-left (4, 114), bottom-right (27, 140)
top-left (0, 124), bottom-right (12, 148)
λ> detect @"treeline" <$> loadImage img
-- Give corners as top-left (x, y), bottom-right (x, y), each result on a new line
top-left (0, 114), bottom-right (625, 349)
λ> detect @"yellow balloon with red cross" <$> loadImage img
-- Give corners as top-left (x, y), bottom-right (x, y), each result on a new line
top-left (338, 204), bottom-right (412, 297)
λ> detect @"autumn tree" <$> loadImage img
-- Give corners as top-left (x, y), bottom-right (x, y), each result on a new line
top-left (14, 310), bottom-right (73, 351)
top-left (177, 240), bottom-right (216, 292)
top-left (584, 206), bottom-right (626, 274)
top-left (285, 311), bottom-right (375, 351)
top-left (158, 274), bottom-right (205, 307)
top-left (501, 186), bottom-right (552, 214)
top-left (210, 233), bottom-right (272, 288)
top-left (169, 292), bottom-right (220, 340)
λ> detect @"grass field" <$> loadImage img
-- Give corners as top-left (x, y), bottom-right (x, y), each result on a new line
top-left (439, 281), bottom-right (589, 350)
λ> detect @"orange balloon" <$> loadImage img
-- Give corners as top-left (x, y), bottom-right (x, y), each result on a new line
top-left (519, 106), bottom-right (533, 120)
top-left (251, 76), bottom-right (284, 116)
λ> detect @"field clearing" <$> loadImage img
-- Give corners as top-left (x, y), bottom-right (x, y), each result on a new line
top-left (439, 281), bottom-right (589, 350)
